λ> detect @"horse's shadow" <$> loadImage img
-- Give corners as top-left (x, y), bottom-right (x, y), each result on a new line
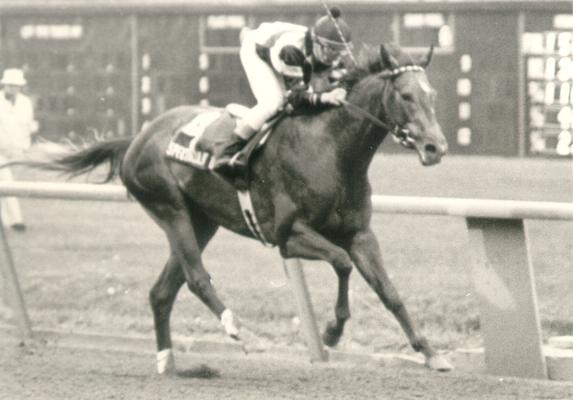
top-left (176, 364), bottom-right (222, 379)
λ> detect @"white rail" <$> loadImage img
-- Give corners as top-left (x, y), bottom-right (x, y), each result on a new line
top-left (0, 181), bottom-right (129, 201)
top-left (371, 195), bottom-right (573, 220)
top-left (0, 181), bottom-right (572, 220)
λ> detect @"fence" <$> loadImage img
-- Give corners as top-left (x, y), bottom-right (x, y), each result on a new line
top-left (1, 181), bottom-right (572, 379)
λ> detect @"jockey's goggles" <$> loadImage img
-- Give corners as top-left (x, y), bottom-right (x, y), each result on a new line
top-left (315, 36), bottom-right (352, 55)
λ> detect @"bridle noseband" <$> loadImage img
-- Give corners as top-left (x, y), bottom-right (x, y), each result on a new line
top-left (342, 64), bottom-right (426, 149)
top-left (377, 65), bottom-right (425, 79)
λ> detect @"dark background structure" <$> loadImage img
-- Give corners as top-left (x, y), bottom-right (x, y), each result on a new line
top-left (0, 0), bottom-right (571, 157)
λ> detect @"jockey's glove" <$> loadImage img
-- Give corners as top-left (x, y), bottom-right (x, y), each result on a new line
top-left (287, 87), bottom-right (347, 111)
top-left (320, 88), bottom-right (347, 106)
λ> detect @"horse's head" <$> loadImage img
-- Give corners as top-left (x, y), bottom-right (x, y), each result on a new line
top-left (378, 44), bottom-right (447, 165)
top-left (342, 44), bottom-right (448, 166)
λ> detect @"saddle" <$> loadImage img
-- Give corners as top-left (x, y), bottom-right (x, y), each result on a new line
top-left (166, 104), bottom-right (281, 190)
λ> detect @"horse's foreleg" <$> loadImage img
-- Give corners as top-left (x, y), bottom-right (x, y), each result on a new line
top-left (323, 266), bottom-right (351, 347)
top-left (281, 220), bottom-right (353, 348)
top-left (349, 229), bottom-right (453, 371)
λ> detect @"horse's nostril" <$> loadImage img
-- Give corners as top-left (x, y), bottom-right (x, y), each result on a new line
top-left (425, 144), bottom-right (437, 154)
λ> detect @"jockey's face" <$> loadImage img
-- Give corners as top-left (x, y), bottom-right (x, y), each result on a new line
top-left (313, 37), bottom-right (348, 65)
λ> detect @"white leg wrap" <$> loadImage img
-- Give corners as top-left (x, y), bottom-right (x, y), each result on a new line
top-left (221, 309), bottom-right (240, 339)
top-left (426, 354), bottom-right (454, 372)
top-left (156, 348), bottom-right (175, 375)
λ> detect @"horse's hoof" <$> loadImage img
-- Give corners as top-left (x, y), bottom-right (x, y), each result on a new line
top-left (221, 309), bottom-right (240, 339)
top-left (322, 322), bottom-right (341, 348)
top-left (425, 355), bottom-right (454, 372)
top-left (157, 348), bottom-right (176, 375)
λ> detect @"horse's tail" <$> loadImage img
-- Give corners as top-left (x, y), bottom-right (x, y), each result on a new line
top-left (50, 138), bottom-right (132, 182)
top-left (5, 138), bottom-right (132, 183)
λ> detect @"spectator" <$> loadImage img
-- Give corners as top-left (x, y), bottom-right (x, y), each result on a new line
top-left (0, 68), bottom-right (38, 231)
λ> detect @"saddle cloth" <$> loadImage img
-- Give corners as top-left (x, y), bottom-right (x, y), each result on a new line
top-left (165, 110), bottom-right (225, 170)
top-left (166, 104), bottom-right (273, 170)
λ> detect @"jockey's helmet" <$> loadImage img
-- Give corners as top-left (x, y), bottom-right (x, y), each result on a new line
top-left (312, 7), bottom-right (352, 49)
top-left (311, 7), bottom-right (352, 64)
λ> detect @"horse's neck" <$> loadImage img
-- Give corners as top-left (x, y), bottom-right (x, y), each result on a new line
top-left (334, 80), bottom-right (390, 177)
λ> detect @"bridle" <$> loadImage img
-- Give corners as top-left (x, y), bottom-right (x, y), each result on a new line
top-left (341, 64), bottom-right (426, 150)
top-left (317, 0), bottom-right (426, 149)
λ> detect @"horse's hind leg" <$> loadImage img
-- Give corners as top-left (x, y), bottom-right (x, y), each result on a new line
top-left (349, 229), bottom-right (453, 371)
top-left (150, 253), bottom-right (184, 374)
top-left (147, 206), bottom-right (225, 374)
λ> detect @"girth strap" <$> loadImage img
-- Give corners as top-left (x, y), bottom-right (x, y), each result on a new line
top-left (237, 190), bottom-right (274, 247)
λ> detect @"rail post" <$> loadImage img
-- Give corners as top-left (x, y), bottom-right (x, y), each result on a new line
top-left (466, 218), bottom-right (547, 379)
top-left (283, 258), bottom-right (328, 362)
top-left (0, 212), bottom-right (33, 340)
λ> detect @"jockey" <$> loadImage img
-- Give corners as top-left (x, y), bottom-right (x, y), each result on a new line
top-left (212, 7), bottom-right (352, 173)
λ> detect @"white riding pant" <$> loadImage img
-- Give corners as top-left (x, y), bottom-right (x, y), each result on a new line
top-left (0, 155), bottom-right (23, 227)
top-left (239, 33), bottom-right (286, 137)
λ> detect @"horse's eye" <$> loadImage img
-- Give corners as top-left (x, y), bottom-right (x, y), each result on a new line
top-left (401, 93), bottom-right (414, 102)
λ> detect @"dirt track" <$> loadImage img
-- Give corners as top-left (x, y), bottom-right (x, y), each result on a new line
top-left (1, 340), bottom-right (572, 400)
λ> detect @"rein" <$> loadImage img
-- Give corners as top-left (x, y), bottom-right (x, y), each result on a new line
top-left (340, 64), bottom-right (426, 149)
top-left (340, 99), bottom-right (390, 130)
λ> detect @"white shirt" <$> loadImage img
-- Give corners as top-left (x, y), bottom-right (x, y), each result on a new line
top-left (0, 91), bottom-right (36, 154)
top-left (252, 22), bottom-right (309, 78)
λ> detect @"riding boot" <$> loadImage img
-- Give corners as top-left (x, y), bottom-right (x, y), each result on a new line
top-left (211, 122), bottom-right (255, 176)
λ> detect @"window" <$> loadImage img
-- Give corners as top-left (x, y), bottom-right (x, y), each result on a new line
top-left (203, 15), bottom-right (246, 48)
top-left (398, 13), bottom-right (454, 52)
top-left (20, 24), bottom-right (83, 40)
top-left (524, 31), bottom-right (573, 156)
top-left (198, 14), bottom-right (252, 106)
top-left (554, 14), bottom-right (573, 30)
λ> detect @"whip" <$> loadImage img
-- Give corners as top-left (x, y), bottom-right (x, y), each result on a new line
top-left (319, 0), bottom-right (358, 66)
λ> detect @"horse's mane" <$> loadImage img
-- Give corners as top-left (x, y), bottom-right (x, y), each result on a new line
top-left (340, 43), bottom-right (417, 91)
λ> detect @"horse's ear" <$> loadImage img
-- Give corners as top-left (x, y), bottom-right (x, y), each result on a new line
top-left (422, 44), bottom-right (434, 68)
top-left (379, 44), bottom-right (399, 69)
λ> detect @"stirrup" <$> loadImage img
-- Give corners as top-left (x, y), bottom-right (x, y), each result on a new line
top-left (229, 152), bottom-right (244, 168)
top-left (212, 152), bottom-right (245, 173)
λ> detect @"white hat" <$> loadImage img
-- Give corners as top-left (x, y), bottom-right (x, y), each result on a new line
top-left (1, 69), bottom-right (27, 86)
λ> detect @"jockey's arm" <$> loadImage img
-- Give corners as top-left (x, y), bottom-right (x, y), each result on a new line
top-left (271, 40), bottom-right (348, 110)
top-left (286, 84), bottom-right (347, 110)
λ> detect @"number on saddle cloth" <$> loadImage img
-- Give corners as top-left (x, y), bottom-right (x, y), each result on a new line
top-left (165, 110), bottom-right (234, 169)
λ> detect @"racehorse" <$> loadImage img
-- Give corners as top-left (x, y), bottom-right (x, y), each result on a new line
top-left (23, 43), bottom-right (451, 373)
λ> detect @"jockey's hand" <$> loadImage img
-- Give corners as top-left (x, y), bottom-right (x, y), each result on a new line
top-left (320, 88), bottom-right (347, 106)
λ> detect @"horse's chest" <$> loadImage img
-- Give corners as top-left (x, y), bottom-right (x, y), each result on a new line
top-left (305, 193), bottom-right (368, 235)
top-left (327, 205), bottom-right (367, 232)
